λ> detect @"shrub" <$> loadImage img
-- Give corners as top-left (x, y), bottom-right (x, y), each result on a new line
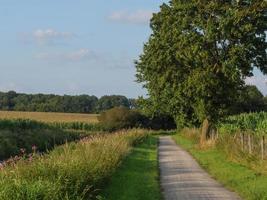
top-left (98, 107), bottom-right (177, 131)
top-left (98, 107), bottom-right (146, 131)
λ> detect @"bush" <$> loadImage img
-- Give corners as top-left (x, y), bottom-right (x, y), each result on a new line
top-left (98, 107), bottom-right (177, 131)
top-left (98, 107), bottom-right (146, 131)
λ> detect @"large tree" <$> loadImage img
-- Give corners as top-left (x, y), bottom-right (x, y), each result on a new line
top-left (136, 0), bottom-right (267, 140)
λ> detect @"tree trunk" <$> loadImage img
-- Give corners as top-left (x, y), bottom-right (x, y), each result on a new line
top-left (200, 118), bottom-right (210, 146)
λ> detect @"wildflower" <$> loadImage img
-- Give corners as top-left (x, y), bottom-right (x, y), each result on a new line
top-left (20, 148), bottom-right (26, 155)
top-left (0, 163), bottom-right (4, 170)
top-left (32, 145), bottom-right (37, 153)
top-left (28, 154), bottom-right (33, 162)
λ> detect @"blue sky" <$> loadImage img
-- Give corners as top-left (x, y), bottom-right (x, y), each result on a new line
top-left (0, 0), bottom-right (266, 98)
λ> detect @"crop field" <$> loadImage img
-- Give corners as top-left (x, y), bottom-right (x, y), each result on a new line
top-left (0, 111), bottom-right (99, 123)
top-left (0, 119), bottom-right (83, 160)
top-left (218, 112), bottom-right (267, 136)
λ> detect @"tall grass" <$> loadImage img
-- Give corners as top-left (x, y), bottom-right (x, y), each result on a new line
top-left (50, 122), bottom-right (107, 132)
top-left (0, 129), bottom-right (148, 200)
top-left (178, 128), bottom-right (267, 174)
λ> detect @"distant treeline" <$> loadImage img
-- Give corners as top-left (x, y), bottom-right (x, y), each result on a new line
top-left (0, 91), bottom-right (137, 113)
top-left (231, 85), bottom-right (267, 114)
top-left (0, 85), bottom-right (266, 115)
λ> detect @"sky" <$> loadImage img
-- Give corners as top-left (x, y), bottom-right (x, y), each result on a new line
top-left (0, 0), bottom-right (266, 98)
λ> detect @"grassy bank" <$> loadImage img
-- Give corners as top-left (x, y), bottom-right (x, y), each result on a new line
top-left (173, 133), bottom-right (267, 200)
top-left (0, 130), bottom-right (148, 200)
top-left (101, 136), bottom-right (161, 200)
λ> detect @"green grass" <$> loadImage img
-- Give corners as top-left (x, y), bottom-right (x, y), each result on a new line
top-left (173, 134), bottom-right (267, 200)
top-left (0, 130), bottom-right (148, 200)
top-left (101, 136), bottom-right (162, 200)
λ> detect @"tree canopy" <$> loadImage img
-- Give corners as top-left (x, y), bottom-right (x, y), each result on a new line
top-left (136, 0), bottom-right (267, 128)
top-left (0, 91), bottom-right (135, 113)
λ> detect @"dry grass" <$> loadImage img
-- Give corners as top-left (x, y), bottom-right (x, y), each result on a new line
top-left (179, 128), bottom-right (267, 174)
top-left (0, 111), bottom-right (99, 123)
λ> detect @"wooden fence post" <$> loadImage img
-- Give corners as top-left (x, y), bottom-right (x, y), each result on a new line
top-left (248, 134), bottom-right (252, 154)
top-left (261, 136), bottom-right (265, 160)
top-left (240, 133), bottom-right (244, 151)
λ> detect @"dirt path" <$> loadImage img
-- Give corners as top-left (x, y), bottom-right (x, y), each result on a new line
top-left (159, 136), bottom-right (241, 200)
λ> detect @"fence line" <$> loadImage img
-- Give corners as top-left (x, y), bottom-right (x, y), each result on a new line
top-left (209, 131), bottom-right (267, 160)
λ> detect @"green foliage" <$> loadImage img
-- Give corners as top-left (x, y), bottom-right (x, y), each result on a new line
top-left (50, 122), bottom-right (106, 132)
top-left (0, 119), bottom-right (81, 160)
top-left (0, 91), bottom-right (134, 113)
top-left (218, 112), bottom-right (267, 136)
top-left (96, 95), bottom-right (130, 111)
top-left (98, 107), bottom-right (146, 131)
top-left (136, 0), bottom-right (267, 127)
top-left (0, 119), bottom-right (48, 130)
top-left (0, 130), bottom-right (148, 200)
top-left (98, 107), bottom-right (176, 131)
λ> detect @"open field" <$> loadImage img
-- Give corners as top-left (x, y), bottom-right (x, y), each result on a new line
top-left (0, 111), bottom-right (99, 123)
top-left (0, 119), bottom-right (83, 160)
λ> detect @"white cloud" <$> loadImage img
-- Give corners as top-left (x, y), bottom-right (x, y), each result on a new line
top-left (108, 10), bottom-right (153, 24)
top-left (36, 49), bottom-right (96, 62)
top-left (33, 29), bottom-right (73, 40)
top-left (20, 29), bottom-right (75, 45)
top-left (66, 49), bottom-right (92, 61)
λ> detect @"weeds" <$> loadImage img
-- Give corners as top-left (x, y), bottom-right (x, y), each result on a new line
top-left (0, 129), bottom-right (148, 200)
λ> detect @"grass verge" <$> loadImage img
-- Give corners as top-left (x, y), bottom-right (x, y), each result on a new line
top-left (173, 134), bottom-right (267, 200)
top-left (0, 130), bottom-right (148, 200)
top-left (101, 136), bottom-right (162, 200)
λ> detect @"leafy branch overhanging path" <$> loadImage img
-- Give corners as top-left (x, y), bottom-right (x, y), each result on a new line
top-left (159, 136), bottom-right (241, 200)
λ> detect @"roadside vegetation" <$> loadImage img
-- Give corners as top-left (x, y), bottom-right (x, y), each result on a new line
top-left (101, 136), bottom-right (161, 200)
top-left (0, 129), bottom-right (148, 200)
top-left (173, 129), bottom-right (267, 200)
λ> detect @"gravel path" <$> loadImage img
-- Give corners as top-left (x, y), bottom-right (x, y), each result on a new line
top-left (159, 136), bottom-right (242, 200)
